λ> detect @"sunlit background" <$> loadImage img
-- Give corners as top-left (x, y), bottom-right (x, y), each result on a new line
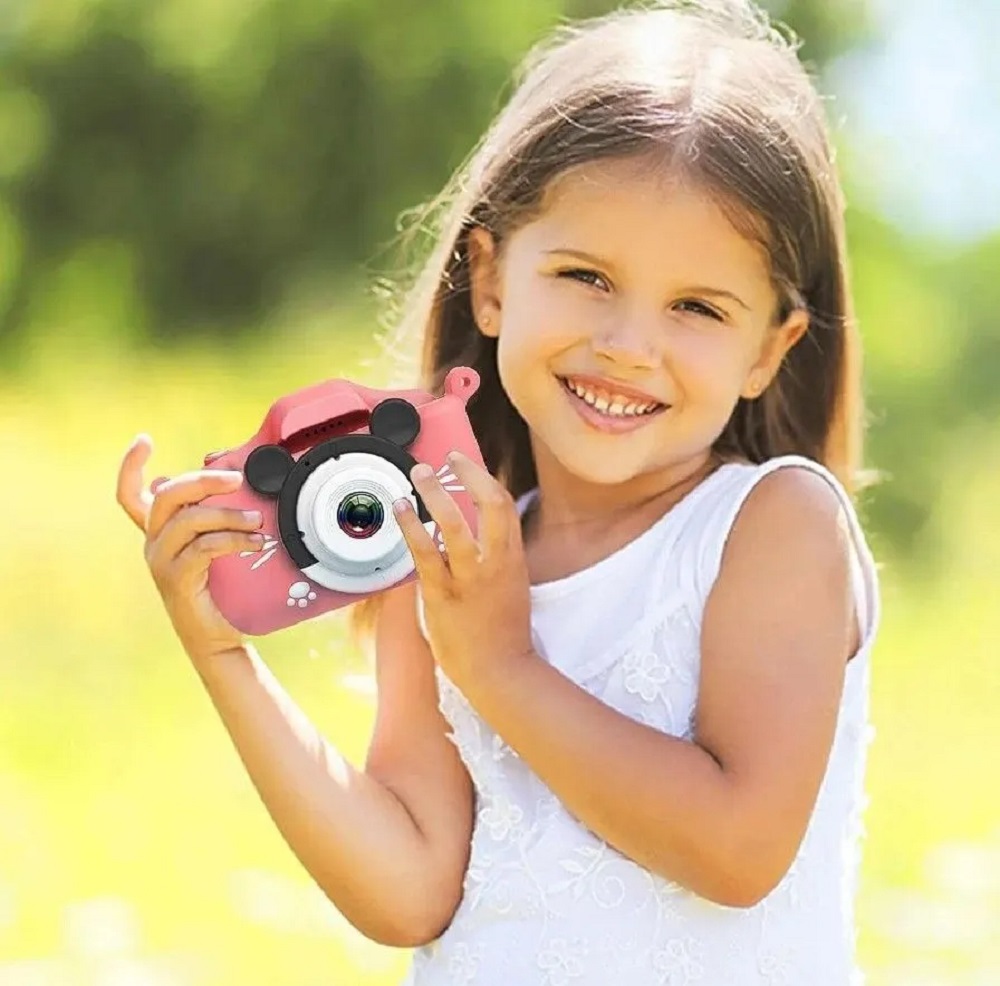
top-left (1, 0), bottom-right (998, 983)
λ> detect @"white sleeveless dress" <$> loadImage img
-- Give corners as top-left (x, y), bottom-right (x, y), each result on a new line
top-left (404, 454), bottom-right (880, 986)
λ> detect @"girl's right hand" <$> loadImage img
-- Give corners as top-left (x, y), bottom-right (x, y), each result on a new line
top-left (116, 434), bottom-right (266, 666)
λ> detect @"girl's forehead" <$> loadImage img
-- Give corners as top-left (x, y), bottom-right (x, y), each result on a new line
top-left (524, 158), bottom-right (772, 283)
top-left (537, 157), bottom-right (730, 231)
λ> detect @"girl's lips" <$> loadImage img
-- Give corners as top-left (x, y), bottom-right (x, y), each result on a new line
top-left (557, 376), bottom-right (668, 434)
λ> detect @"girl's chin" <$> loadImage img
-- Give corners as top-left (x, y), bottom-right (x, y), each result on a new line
top-left (543, 445), bottom-right (659, 488)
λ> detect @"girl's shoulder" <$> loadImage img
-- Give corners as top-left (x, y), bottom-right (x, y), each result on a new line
top-left (694, 453), bottom-right (868, 556)
top-left (696, 451), bottom-right (855, 520)
top-left (684, 454), bottom-right (880, 639)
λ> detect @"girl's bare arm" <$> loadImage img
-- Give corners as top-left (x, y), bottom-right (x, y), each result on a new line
top-left (116, 438), bottom-right (473, 946)
top-left (192, 581), bottom-right (473, 946)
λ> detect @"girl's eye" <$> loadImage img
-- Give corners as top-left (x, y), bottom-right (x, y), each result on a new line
top-left (673, 299), bottom-right (725, 321)
top-left (557, 268), bottom-right (611, 292)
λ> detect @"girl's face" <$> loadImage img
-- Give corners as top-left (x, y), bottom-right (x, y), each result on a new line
top-left (468, 155), bottom-right (808, 490)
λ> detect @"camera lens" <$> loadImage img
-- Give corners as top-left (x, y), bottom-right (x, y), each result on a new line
top-left (336, 491), bottom-right (384, 540)
top-left (296, 452), bottom-right (422, 594)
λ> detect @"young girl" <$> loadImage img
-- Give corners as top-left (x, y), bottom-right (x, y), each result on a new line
top-left (117, 1), bottom-right (880, 983)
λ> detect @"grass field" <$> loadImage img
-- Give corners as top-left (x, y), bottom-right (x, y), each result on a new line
top-left (1, 318), bottom-right (996, 985)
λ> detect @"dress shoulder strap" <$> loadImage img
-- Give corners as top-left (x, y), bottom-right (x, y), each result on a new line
top-left (668, 454), bottom-right (880, 649)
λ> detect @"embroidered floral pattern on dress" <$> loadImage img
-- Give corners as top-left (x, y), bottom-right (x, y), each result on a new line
top-left (548, 842), bottom-right (636, 907)
top-left (538, 937), bottom-right (589, 985)
top-left (447, 942), bottom-right (485, 985)
top-left (619, 606), bottom-right (697, 732)
top-left (757, 943), bottom-right (794, 986)
top-left (481, 792), bottom-right (526, 842)
top-left (623, 647), bottom-right (673, 701)
top-left (651, 936), bottom-right (706, 984)
top-left (407, 459), bottom-right (878, 985)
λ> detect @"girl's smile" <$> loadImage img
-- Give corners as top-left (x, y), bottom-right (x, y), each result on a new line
top-left (556, 373), bottom-right (669, 434)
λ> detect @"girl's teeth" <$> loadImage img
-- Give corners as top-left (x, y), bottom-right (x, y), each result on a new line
top-left (563, 378), bottom-right (661, 417)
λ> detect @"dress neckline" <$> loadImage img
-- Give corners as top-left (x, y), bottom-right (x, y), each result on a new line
top-left (515, 462), bottom-right (738, 601)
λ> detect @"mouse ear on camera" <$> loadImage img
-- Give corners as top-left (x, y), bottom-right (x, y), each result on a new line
top-left (244, 444), bottom-right (295, 497)
top-left (369, 398), bottom-right (421, 449)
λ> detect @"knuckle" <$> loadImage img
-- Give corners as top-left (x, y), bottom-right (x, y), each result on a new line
top-left (157, 474), bottom-right (195, 503)
top-left (180, 534), bottom-right (207, 560)
top-left (169, 502), bottom-right (193, 527)
top-left (147, 556), bottom-right (169, 589)
top-left (484, 490), bottom-right (509, 510)
top-left (176, 503), bottom-right (211, 534)
top-left (439, 517), bottom-right (465, 537)
top-left (438, 503), bottom-right (466, 528)
top-left (192, 511), bottom-right (217, 535)
top-left (152, 477), bottom-right (177, 500)
top-left (196, 531), bottom-right (224, 554)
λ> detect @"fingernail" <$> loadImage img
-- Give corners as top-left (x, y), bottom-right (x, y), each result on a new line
top-left (243, 510), bottom-right (263, 526)
top-left (411, 464), bottom-right (434, 482)
top-left (393, 498), bottom-right (412, 515)
top-left (249, 533), bottom-right (265, 546)
top-left (447, 450), bottom-right (461, 464)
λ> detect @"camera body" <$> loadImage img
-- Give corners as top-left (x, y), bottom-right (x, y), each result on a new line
top-left (202, 366), bottom-right (483, 635)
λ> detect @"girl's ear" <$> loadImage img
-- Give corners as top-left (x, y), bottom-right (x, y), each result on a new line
top-left (742, 308), bottom-right (810, 399)
top-left (467, 226), bottom-right (503, 338)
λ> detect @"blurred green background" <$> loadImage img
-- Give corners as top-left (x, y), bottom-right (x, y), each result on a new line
top-left (1, 0), bottom-right (997, 983)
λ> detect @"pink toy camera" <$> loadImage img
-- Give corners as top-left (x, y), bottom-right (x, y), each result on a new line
top-left (202, 366), bottom-right (483, 635)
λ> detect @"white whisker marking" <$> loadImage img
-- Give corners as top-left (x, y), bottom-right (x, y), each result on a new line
top-left (251, 549), bottom-right (277, 570)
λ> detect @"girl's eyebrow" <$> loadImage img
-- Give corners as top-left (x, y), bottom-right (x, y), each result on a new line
top-left (544, 248), bottom-right (752, 311)
top-left (680, 285), bottom-right (751, 312)
top-left (544, 247), bottom-right (608, 266)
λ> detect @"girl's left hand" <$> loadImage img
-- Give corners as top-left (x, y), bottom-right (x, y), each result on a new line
top-left (393, 451), bottom-right (534, 696)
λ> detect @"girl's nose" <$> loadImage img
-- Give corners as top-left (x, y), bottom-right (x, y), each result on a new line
top-left (591, 320), bottom-right (660, 370)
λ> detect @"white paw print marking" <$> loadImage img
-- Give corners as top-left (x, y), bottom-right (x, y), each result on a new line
top-left (287, 581), bottom-right (318, 608)
top-left (240, 534), bottom-right (279, 570)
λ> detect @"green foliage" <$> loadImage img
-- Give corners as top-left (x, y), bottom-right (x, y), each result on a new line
top-left (0, 0), bottom-right (875, 350)
top-left (0, 0), bottom-right (574, 350)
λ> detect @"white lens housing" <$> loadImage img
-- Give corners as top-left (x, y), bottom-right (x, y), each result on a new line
top-left (295, 452), bottom-right (429, 593)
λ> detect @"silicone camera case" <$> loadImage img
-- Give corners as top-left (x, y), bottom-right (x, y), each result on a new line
top-left (201, 366), bottom-right (484, 635)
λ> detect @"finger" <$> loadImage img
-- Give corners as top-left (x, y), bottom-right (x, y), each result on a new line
top-left (146, 469), bottom-right (245, 542)
top-left (409, 463), bottom-right (479, 578)
top-left (393, 497), bottom-right (448, 588)
top-left (151, 505), bottom-right (264, 565)
top-left (166, 530), bottom-right (266, 589)
top-left (116, 433), bottom-right (156, 532)
top-left (444, 451), bottom-right (515, 561)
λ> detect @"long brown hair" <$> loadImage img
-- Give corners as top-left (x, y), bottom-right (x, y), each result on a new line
top-left (351, 0), bottom-right (868, 642)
